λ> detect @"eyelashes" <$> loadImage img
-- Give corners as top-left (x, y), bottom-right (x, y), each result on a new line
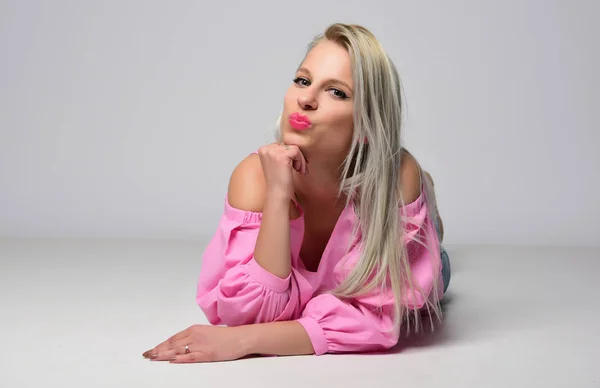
top-left (293, 77), bottom-right (350, 100)
top-left (329, 88), bottom-right (348, 99)
top-left (293, 77), bottom-right (310, 87)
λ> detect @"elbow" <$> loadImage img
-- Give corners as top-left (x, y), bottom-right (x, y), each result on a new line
top-left (197, 264), bottom-right (294, 326)
top-left (214, 284), bottom-right (291, 326)
top-left (217, 300), bottom-right (262, 327)
top-left (196, 289), bottom-right (260, 326)
top-left (215, 290), bottom-right (291, 326)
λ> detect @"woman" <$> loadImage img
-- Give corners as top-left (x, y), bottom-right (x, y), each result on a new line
top-left (143, 23), bottom-right (450, 363)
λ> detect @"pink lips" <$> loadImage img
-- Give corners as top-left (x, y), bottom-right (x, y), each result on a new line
top-left (288, 112), bottom-right (312, 130)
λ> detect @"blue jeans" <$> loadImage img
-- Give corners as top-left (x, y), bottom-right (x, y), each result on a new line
top-left (432, 214), bottom-right (451, 293)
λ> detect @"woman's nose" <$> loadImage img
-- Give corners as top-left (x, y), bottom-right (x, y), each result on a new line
top-left (297, 91), bottom-right (318, 110)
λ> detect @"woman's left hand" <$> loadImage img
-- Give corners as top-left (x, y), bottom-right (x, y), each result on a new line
top-left (142, 324), bottom-right (251, 363)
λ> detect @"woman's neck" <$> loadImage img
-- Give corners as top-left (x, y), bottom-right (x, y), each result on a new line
top-left (292, 154), bottom-right (348, 209)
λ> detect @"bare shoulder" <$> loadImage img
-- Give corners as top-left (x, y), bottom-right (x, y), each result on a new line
top-left (227, 153), bottom-right (266, 212)
top-left (399, 149), bottom-right (422, 204)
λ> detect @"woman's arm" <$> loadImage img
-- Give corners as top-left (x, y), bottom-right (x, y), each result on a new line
top-left (253, 197), bottom-right (293, 279)
top-left (197, 154), bottom-right (303, 326)
top-left (229, 153), bottom-right (293, 279)
top-left (145, 321), bottom-right (314, 363)
top-left (238, 321), bottom-right (315, 356)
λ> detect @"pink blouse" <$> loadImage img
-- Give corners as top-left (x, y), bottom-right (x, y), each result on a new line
top-left (196, 184), bottom-right (443, 356)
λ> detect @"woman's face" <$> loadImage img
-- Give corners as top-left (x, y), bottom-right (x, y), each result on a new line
top-left (280, 40), bottom-right (354, 158)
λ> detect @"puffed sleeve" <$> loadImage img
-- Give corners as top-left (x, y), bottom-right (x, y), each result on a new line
top-left (296, 194), bottom-right (443, 355)
top-left (196, 196), bottom-right (303, 326)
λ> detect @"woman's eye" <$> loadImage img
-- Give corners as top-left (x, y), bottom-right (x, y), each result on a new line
top-left (293, 77), bottom-right (310, 87)
top-left (329, 89), bottom-right (348, 99)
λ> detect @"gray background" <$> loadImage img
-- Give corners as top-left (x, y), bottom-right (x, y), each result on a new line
top-left (2, 2), bottom-right (600, 387)
top-left (1, 0), bottom-right (598, 245)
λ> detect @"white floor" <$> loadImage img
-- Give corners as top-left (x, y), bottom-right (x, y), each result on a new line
top-left (1, 239), bottom-right (599, 387)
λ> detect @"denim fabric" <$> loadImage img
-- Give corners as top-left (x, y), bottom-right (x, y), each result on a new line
top-left (432, 213), bottom-right (451, 293)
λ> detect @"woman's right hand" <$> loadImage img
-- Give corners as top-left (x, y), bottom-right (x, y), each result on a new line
top-left (257, 142), bottom-right (308, 201)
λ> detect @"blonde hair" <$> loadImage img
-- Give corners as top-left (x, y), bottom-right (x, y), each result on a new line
top-left (279, 23), bottom-right (442, 334)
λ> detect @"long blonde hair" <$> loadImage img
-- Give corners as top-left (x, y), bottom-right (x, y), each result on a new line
top-left (280, 23), bottom-right (442, 334)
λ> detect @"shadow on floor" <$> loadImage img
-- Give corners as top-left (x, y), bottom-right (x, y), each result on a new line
top-left (357, 293), bottom-right (456, 356)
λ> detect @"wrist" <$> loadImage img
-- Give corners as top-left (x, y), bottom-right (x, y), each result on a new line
top-left (231, 322), bottom-right (315, 357)
top-left (263, 194), bottom-right (292, 216)
top-left (265, 188), bottom-right (292, 204)
top-left (234, 324), bottom-right (259, 356)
